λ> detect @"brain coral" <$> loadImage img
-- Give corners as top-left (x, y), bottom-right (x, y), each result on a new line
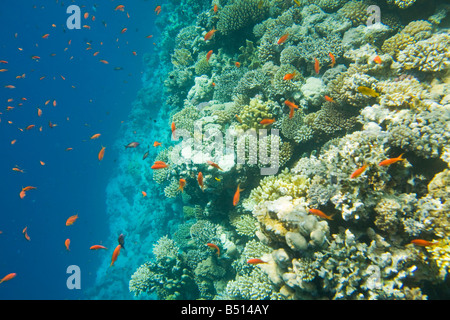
top-left (337, 0), bottom-right (374, 27)
top-left (217, 0), bottom-right (268, 35)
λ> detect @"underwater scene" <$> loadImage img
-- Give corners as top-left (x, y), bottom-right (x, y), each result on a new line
top-left (0, 0), bottom-right (449, 301)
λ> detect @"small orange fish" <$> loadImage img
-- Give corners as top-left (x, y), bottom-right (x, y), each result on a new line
top-left (90, 133), bottom-right (101, 140)
top-left (12, 167), bottom-right (24, 173)
top-left (155, 5), bottom-right (161, 15)
top-left (19, 190), bottom-right (26, 199)
top-left (110, 244), bottom-right (121, 267)
top-left (142, 191), bottom-right (147, 197)
top-left (115, 5), bottom-right (125, 11)
top-left (66, 214), bottom-right (78, 226)
top-left (98, 146), bottom-right (106, 161)
top-left (204, 28), bottom-right (217, 41)
top-left (233, 184), bottom-right (243, 206)
top-left (171, 122), bottom-right (176, 139)
top-left (309, 208), bottom-right (334, 220)
top-left (198, 172), bottom-right (204, 191)
top-left (206, 243), bottom-right (220, 256)
top-left (40, 161), bottom-right (45, 166)
top-left (410, 239), bottom-right (439, 247)
top-left (314, 58), bottom-right (320, 74)
top-left (259, 118), bottom-right (275, 125)
top-left (277, 33), bottom-right (288, 45)
top-left (22, 186), bottom-right (36, 192)
top-left (235, 62), bottom-right (241, 68)
top-left (284, 100), bottom-right (299, 119)
top-left (151, 161), bottom-right (168, 169)
top-left (378, 153), bottom-right (405, 167)
top-left (324, 95), bottom-right (335, 103)
top-left (350, 164), bottom-right (368, 179)
top-left (146, 35), bottom-right (153, 39)
top-left (4, 85), bottom-right (15, 89)
top-left (25, 124), bottom-right (35, 130)
top-left (283, 71), bottom-right (296, 81)
top-left (178, 178), bottom-right (186, 193)
top-left (22, 226), bottom-right (30, 241)
top-left (65, 239), bottom-right (70, 251)
top-left (328, 52), bottom-right (335, 68)
top-left (121, 28), bottom-right (127, 34)
top-left (42, 34), bottom-right (50, 39)
top-left (373, 55), bottom-right (382, 64)
top-left (207, 160), bottom-right (223, 171)
top-left (214, 4), bottom-right (218, 12)
top-left (90, 245), bottom-right (107, 250)
top-left (247, 258), bottom-right (267, 265)
top-left (99, 60), bottom-right (109, 64)
top-left (37, 108), bottom-right (42, 117)
top-left (84, 12), bottom-right (89, 19)
top-left (53, 100), bottom-right (57, 107)
top-left (206, 50), bottom-right (213, 62)
top-left (0, 273), bottom-right (17, 284)
top-left (153, 141), bottom-right (162, 147)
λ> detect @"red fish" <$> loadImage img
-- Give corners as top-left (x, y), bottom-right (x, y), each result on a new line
top-left (66, 214), bottom-right (78, 226)
top-left (204, 28), bottom-right (217, 41)
top-left (178, 178), bottom-right (186, 193)
top-left (350, 164), bottom-right (368, 179)
top-left (115, 5), bottom-right (125, 11)
top-left (378, 153), bottom-right (405, 167)
top-left (247, 258), bottom-right (267, 265)
top-left (410, 239), bottom-right (439, 247)
top-left (283, 71), bottom-right (296, 81)
top-left (98, 146), bottom-right (106, 161)
top-left (125, 142), bottom-right (139, 148)
top-left (151, 161), bottom-right (168, 169)
top-left (324, 95), bottom-right (335, 103)
top-left (0, 273), bottom-right (17, 284)
top-left (171, 122), bottom-right (176, 139)
top-left (284, 100), bottom-right (299, 119)
top-left (110, 244), bottom-right (121, 267)
top-left (277, 34), bottom-right (288, 45)
top-left (235, 62), bottom-right (241, 68)
top-left (65, 238), bottom-right (71, 251)
top-left (206, 243), bottom-right (220, 256)
top-left (373, 55), bottom-right (382, 64)
top-left (314, 58), bottom-right (320, 74)
top-left (198, 172), bottom-right (204, 191)
top-left (206, 50), bottom-right (213, 62)
top-left (90, 245), bottom-right (107, 250)
top-left (328, 52), bottom-right (335, 68)
top-left (154, 6), bottom-right (161, 15)
top-left (207, 160), bottom-right (223, 171)
top-left (233, 184), bottom-right (243, 206)
top-left (153, 141), bottom-right (162, 147)
top-left (214, 4), bottom-right (218, 13)
top-left (309, 208), bottom-right (334, 220)
top-left (259, 119), bottom-right (275, 125)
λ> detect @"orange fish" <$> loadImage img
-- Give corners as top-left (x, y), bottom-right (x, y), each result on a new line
top-left (37, 108), bottom-right (42, 117)
top-left (277, 33), bottom-right (288, 45)
top-left (19, 190), bottom-right (26, 199)
top-left (309, 208), bottom-right (334, 220)
top-left (153, 141), bottom-right (162, 147)
top-left (178, 178), bottom-right (186, 193)
top-left (90, 245), bottom-right (107, 250)
top-left (151, 161), bottom-right (168, 169)
top-left (284, 100), bottom-right (299, 119)
top-left (22, 186), bottom-right (36, 192)
top-left (99, 60), bottom-right (109, 64)
top-left (25, 125), bottom-right (35, 130)
top-left (247, 258), bottom-right (267, 265)
top-left (66, 214), bottom-right (78, 226)
top-left (84, 12), bottom-right (89, 19)
top-left (207, 160), bottom-right (223, 171)
top-left (12, 167), bottom-right (24, 173)
top-left (235, 62), bottom-right (241, 68)
top-left (198, 172), bottom-right (204, 191)
top-left (53, 100), bottom-right (57, 107)
top-left (4, 85), bottom-right (15, 89)
top-left (146, 35), bottom-right (153, 39)
top-left (121, 28), bottom-right (127, 34)
top-left (40, 161), bottom-right (45, 166)
top-left (142, 191), bottom-right (147, 197)
top-left (155, 5), bottom-right (161, 14)
top-left (259, 118), bottom-right (275, 125)
top-left (65, 238), bottom-right (71, 251)
top-left (214, 4), bottom-right (218, 13)
top-left (373, 55), bottom-right (382, 64)
top-left (22, 226), bottom-right (30, 241)
top-left (11, 139), bottom-right (17, 145)
top-left (204, 28), bottom-right (217, 41)
top-left (378, 153), bottom-right (405, 167)
top-left (328, 52), bottom-right (335, 68)
top-left (98, 146), bottom-right (106, 161)
top-left (233, 184), bottom-right (243, 206)
top-left (206, 50), bottom-right (213, 62)
top-left (314, 58), bottom-right (320, 74)
top-left (90, 133), bottom-right (101, 140)
top-left (0, 60), bottom-right (8, 64)
top-left (115, 5), bottom-right (125, 11)
top-left (410, 239), bottom-right (439, 247)
top-left (283, 71), bottom-right (296, 81)
top-left (110, 244), bottom-right (121, 267)
top-left (171, 122), bottom-right (176, 139)
top-left (206, 243), bottom-right (220, 256)
top-left (0, 273), bottom-right (17, 285)
top-left (324, 95), bottom-right (335, 103)
top-left (42, 34), bottom-right (50, 39)
top-left (350, 164), bottom-right (368, 179)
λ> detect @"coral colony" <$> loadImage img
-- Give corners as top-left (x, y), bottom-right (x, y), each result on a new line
top-left (89, 0), bottom-right (450, 300)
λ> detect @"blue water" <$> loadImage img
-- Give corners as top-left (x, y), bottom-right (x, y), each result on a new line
top-left (0, 1), bottom-right (158, 299)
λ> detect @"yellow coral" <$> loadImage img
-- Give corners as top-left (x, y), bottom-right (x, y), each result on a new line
top-left (426, 238), bottom-right (450, 281)
top-left (236, 98), bottom-right (274, 131)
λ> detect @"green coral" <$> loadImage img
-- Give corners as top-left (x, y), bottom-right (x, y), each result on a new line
top-left (217, 0), bottom-right (269, 35)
